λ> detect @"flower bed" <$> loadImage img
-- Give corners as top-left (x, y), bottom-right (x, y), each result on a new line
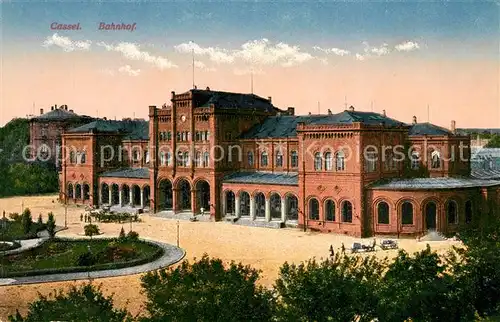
top-left (1, 237), bottom-right (164, 278)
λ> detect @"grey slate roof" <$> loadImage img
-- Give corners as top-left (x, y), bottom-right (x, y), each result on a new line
top-left (457, 128), bottom-right (500, 135)
top-left (33, 109), bottom-right (93, 121)
top-left (240, 110), bottom-right (405, 139)
top-left (368, 177), bottom-right (500, 190)
top-left (68, 120), bottom-right (148, 140)
top-left (471, 169), bottom-right (500, 180)
top-left (223, 171), bottom-right (298, 186)
top-left (408, 122), bottom-right (453, 136)
top-left (100, 167), bottom-right (149, 179)
top-left (191, 89), bottom-right (277, 112)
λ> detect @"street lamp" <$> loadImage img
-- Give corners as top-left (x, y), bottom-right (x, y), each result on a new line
top-left (176, 220), bottom-right (180, 247)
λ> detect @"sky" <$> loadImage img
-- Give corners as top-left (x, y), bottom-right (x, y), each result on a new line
top-left (1, 1), bottom-right (499, 128)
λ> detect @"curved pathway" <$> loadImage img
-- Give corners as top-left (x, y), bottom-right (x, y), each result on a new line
top-left (0, 238), bottom-right (185, 286)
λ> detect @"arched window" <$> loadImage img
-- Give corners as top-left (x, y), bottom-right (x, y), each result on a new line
top-left (411, 151), bottom-right (420, 170)
top-left (203, 152), bottom-right (210, 167)
top-left (261, 151), bottom-right (268, 167)
top-left (309, 198), bottom-right (319, 220)
top-left (160, 152), bottom-right (166, 166)
top-left (80, 151), bottom-right (86, 164)
top-left (144, 150), bottom-right (150, 164)
top-left (314, 152), bottom-right (322, 171)
top-left (177, 151), bottom-right (183, 166)
top-left (195, 151), bottom-right (202, 167)
top-left (325, 200), bottom-right (335, 221)
top-left (447, 200), bottom-right (458, 224)
top-left (67, 183), bottom-right (74, 198)
top-left (291, 151), bottom-right (299, 167)
top-left (276, 151), bottom-right (283, 167)
top-left (166, 152), bottom-right (172, 166)
top-left (324, 152), bottom-right (333, 170)
top-left (401, 201), bottom-right (413, 225)
top-left (342, 201), bottom-right (353, 223)
top-left (365, 150), bottom-right (377, 172)
top-left (465, 200), bottom-right (473, 224)
top-left (377, 202), bottom-right (389, 224)
top-left (336, 151), bottom-right (345, 171)
top-left (431, 150), bottom-right (441, 169)
top-left (183, 151), bottom-right (190, 166)
top-left (384, 149), bottom-right (396, 171)
top-left (247, 151), bottom-right (254, 167)
top-left (69, 151), bottom-right (76, 164)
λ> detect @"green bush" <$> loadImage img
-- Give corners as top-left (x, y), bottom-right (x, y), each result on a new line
top-left (37, 214), bottom-right (43, 225)
top-left (84, 224), bottom-right (99, 237)
top-left (127, 231), bottom-right (139, 241)
top-left (118, 227), bottom-right (126, 241)
top-left (21, 209), bottom-right (32, 234)
top-left (75, 251), bottom-right (96, 267)
top-left (46, 212), bottom-right (56, 238)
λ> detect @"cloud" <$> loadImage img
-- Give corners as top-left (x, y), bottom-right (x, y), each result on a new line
top-left (363, 42), bottom-right (390, 56)
top-left (194, 60), bottom-right (216, 72)
top-left (233, 67), bottom-right (266, 76)
top-left (118, 65), bottom-right (141, 76)
top-left (42, 33), bottom-right (91, 52)
top-left (174, 42), bottom-right (234, 64)
top-left (175, 39), bottom-right (314, 67)
top-left (97, 41), bottom-right (177, 70)
top-left (313, 46), bottom-right (350, 56)
top-left (355, 53), bottom-right (366, 61)
top-left (236, 39), bottom-right (313, 67)
top-left (395, 41), bottom-right (420, 52)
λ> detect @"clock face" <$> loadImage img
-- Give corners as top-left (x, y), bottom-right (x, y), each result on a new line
top-left (181, 115), bottom-right (186, 122)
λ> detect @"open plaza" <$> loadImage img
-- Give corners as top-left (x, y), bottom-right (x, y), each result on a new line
top-left (0, 194), bottom-right (460, 319)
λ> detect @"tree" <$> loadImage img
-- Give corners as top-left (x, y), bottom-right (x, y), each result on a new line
top-left (21, 208), bottom-right (32, 234)
top-left (46, 212), bottom-right (56, 238)
top-left (485, 134), bottom-right (500, 148)
top-left (376, 245), bottom-right (475, 322)
top-left (37, 214), bottom-right (43, 226)
top-left (118, 227), bottom-right (126, 241)
top-left (84, 224), bottom-right (100, 237)
top-left (8, 283), bottom-right (132, 322)
top-left (140, 254), bottom-right (275, 322)
top-left (274, 250), bottom-right (385, 322)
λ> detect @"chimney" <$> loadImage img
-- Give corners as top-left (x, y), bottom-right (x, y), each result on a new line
top-left (382, 109), bottom-right (386, 117)
top-left (103, 117), bottom-right (107, 120)
top-left (287, 107), bottom-right (295, 115)
top-left (51, 106), bottom-right (54, 111)
top-left (308, 112), bottom-right (312, 115)
top-left (451, 120), bottom-right (456, 133)
top-left (40, 108), bottom-right (44, 115)
top-left (412, 116), bottom-right (417, 124)
top-left (348, 105), bottom-right (355, 112)
top-left (327, 109), bottom-right (332, 115)
top-left (206, 86), bottom-right (210, 91)
top-left (65, 105), bottom-right (68, 110)
top-left (69, 109), bottom-right (74, 113)
top-left (54, 104), bottom-right (57, 109)
top-left (268, 96), bottom-right (272, 103)
top-left (171, 91), bottom-right (176, 99)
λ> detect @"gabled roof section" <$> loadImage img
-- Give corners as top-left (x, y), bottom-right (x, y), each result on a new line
top-left (32, 109), bottom-right (93, 121)
top-left (308, 110), bottom-right (406, 127)
top-left (368, 177), bottom-right (500, 190)
top-left (408, 122), bottom-right (453, 136)
top-left (240, 110), bottom-right (405, 139)
top-left (190, 89), bottom-right (277, 112)
top-left (68, 120), bottom-right (149, 140)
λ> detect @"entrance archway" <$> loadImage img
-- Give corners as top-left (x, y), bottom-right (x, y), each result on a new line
top-left (143, 185), bottom-right (151, 207)
top-left (101, 183), bottom-right (109, 204)
top-left (195, 180), bottom-right (210, 212)
top-left (286, 194), bottom-right (299, 221)
top-left (132, 185), bottom-right (141, 206)
top-left (159, 180), bottom-right (173, 210)
top-left (255, 192), bottom-right (265, 218)
top-left (177, 179), bottom-right (191, 211)
top-left (225, 190), bottom-right (235, 216)
top-left (122, 185), bottom-right (130, 205)
top-left (111, 184), bottom-right (119, 205)
top-left (240, 191), bottom-right (250, 217)
top-left (270, 193), bottom-right (281, 219)
top-left (425, 202), bottom-right (437, 230)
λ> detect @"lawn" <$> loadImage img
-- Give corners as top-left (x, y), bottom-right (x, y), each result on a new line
top-left (2, 238), bottom-right (163, 277)
top-left (0, 218), bottom-right (46, 241)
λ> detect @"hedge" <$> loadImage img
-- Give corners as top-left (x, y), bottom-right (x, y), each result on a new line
top-left (1, 237), bottom-right (165, 278)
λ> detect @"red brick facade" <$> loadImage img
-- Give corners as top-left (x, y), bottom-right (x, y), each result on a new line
top-left (59, 88), bottom-right (500, 237)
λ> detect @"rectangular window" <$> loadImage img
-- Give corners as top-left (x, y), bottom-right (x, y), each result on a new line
top-left (365, 151), bottom-right (377, 172)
